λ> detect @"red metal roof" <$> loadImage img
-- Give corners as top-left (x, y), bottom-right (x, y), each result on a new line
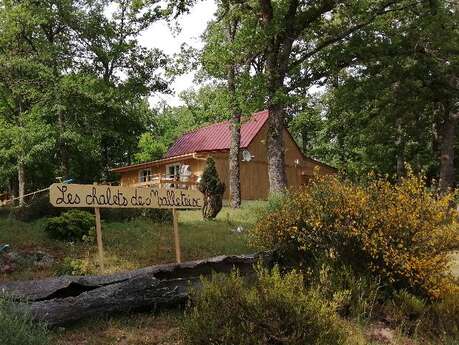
top-left (165, 110), bottom-right (269, 158)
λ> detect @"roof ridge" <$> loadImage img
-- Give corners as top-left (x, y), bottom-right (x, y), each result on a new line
top-left (179, 109), bottom-right (268, 136)
top-left (164, 109), bottom-right (269, 158)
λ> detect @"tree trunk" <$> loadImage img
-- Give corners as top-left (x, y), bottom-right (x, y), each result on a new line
top-left (229, 112), bottom-right (241, 208)
top-left (301, 125), bottom-right (308, 154)
top-left (57, 110), bottom-right (70, 179)
top-left (17, 161), bottom-right (25, 207)
top-left (267, 104), bottom-right (288, 192)
top-left (258, 0), bottom-right (289, 193)
top-left (224, 9), bottom-right (242, 208)
top-left (438, 109), bottom-right (458, 193)
top-left (1, 254), bottom-right (270, 326)
top-left (228, 61), bottom-right (241, 208)
top-left (395, 117), bottom-right (405, 180)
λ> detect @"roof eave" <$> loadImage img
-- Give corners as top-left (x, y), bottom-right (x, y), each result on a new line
top-left (110, 152), bottom-right (197, 173)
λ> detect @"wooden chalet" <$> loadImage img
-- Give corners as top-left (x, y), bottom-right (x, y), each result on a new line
top-left (110, 110), bottom-right (336, 200)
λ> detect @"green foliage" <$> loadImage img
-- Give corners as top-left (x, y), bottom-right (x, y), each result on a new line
top-left (319, 1), bottom-right (459, 181)
top-left (133, 132), bottom-right (167, 163)
top-left (9, 194), bottom-right (61, 222)
top-left (0, 0), bottom-right (179, 192)
top-left (55, 257), bottom-right (92, 276)
top-left (256, 191), bottom-right (287, 219)
top-left (44, 210), bottom-right (95, 241)
top-left (307, 263), bottom-right (381, 322)
top-left (198, 157), bottom-right (225, 196)
top-left (198, 157), bottom-right (225, 219)
top-left (383, 289), bottom-right (459, 340)
top-left (181, 266), bottom-right (363, 345)
top-left (0, 298), bottom-right (49, 345)
top-left (252, 173), bottom-right (459, 299)
top-left (101, 208), bottom-right (172, 223)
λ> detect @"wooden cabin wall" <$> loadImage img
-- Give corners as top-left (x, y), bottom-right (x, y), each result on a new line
top-left (118, 158), bottom-right (206, 186)
top-left (117, 122), bottom-right (335, 200)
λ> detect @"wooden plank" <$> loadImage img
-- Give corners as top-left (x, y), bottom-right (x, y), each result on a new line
top-left (172, 208), bottom-right (181, 263)
top-left (49, 184), bottom-right (203, 209)
top-left (94, 207), bottom-right (104, 271)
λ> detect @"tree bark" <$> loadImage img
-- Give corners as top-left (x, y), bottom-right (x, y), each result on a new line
top-left (227, 30), bottom-right (242, 208)
top-left (438, 109), bottom-right (458, 193)
top-left (301, 125), bottom-right (308, 154)
top-left (17, 161), bottom-right (25, 207)
top-left (259, 0), bottom-right (296, 193)
top-left (1, 254), bottom-right (270, 326)
top-left (57, 110), bottom-right (70, 179)
top-left (395, 117), bottom-right (405, 180)
top-left (267, 105), bottom-right (288, 192)
top-left (229, 108), bottom-right (241, 208)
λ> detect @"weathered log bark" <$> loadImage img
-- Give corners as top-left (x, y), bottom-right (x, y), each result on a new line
top-left (0, 254), bottom-right (268, 326)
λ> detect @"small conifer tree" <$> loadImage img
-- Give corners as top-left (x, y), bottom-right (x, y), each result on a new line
top-left (198, 157), bottom-right (225, 219)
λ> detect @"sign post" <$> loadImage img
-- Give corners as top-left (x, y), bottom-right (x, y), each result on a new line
top-left (172, 208), bottom-right (181, 263)
top-left (49, 183), bottom-right (203, 266)
top-left (94, 206), bottom-right (104, 270)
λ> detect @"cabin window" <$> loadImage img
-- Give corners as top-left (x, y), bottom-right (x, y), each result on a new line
top-left (139, 169), bottom-right (152, 183)
top-left (166, 164), bottom-right (181, 180)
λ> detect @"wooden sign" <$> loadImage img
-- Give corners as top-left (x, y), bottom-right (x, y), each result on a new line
top-left (49, 183), bottom-right (200, 268)
top-left (49, 183), bottom-right (203, 209)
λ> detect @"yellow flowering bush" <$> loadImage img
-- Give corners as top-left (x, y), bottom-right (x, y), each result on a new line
top-left (251, 173), bottom-right (459, 299)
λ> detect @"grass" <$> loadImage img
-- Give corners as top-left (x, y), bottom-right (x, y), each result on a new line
top-left (50, 311), bottom-right (181, 345)
top-left (0, 202), bottom-right (264, 344)
top-left (0, 201), bottom-right (263, 281)
top-left (1, 201), bottom-right (457, 345)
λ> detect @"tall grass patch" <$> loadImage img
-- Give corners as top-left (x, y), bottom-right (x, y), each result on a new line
top-left (0, 298), bottom-right (49, 345)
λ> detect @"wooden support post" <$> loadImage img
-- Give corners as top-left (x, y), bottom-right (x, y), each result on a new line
top-left (93, 182), bottom-right (104, 271)
top-left (94, 207), bottom-right (104, 271)
top-left (172, 208), bottom-right (181, 263)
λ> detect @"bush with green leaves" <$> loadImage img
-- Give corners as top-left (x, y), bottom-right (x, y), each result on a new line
top-left (382, 289), bottom-right (459, 341)
top-left (198, 157), bottom-right (225, 219)
top-left (0, 298), bottom-right (49, 345)
top-left (101, 207), bottom-right (172, 223)
top-left (9, 194), bottom-right (62, 222)
top-left (44, 210), bottom-right (95, 241)
top-left (55, 256), bottom-right (93, 276)
top-left (180, 266), bottom-right (364, 345)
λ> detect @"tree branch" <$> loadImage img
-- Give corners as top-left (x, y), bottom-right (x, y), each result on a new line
top-left (289, 1), bottom-right (416, 69)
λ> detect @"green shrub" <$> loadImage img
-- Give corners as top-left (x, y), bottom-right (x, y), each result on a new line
top-left (256, 191), bottom-right (286, 219)
top-left (101, 207), bottom-right (172, 223)
top-left (251, 173), bottom-right (459, 299)
top-left (0, 298), bottom-right (49, 345)
top-left (9, 194), bottom-right (62, 222)
top-left (180, 266), bottom-right (364, 345)
top-left (382, 289), bottom-right (459, 341)
top-left (0, 206), bottom-right (12, 219)
top-left (55, 257), bottom-right (93, 276)
top-left (423, 291), bottom-right (459, 339)
top-left (44, 210), bottom-right (94, 241)
top-left (198, 157), bottom-right (225, 219)
top-left (307, 263), bottom-right (381, 322)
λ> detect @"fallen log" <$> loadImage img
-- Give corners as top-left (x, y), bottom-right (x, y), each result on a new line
top-left (0, 253), bottom-right (268, 326)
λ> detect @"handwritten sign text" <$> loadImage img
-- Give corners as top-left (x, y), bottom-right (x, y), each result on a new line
top-left (49, 184), bottom-right (203, 209)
